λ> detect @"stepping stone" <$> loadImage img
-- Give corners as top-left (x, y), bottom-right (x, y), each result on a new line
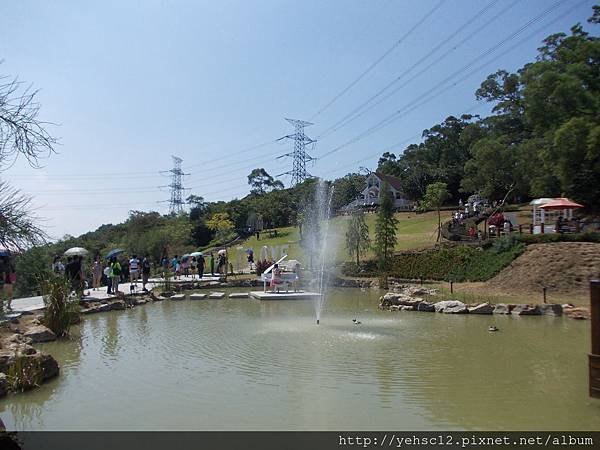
top-left (190, 293), bottom-right (207, 300)
top-left (208, 292), bottom-right (225, 299)
top-left (228, 292), bottom-right (249, 298)
top-left (170, 294), bottom-right (186, 301)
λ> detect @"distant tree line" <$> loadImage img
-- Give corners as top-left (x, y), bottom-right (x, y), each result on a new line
top-left (377, 11), bottom-right (599, 210)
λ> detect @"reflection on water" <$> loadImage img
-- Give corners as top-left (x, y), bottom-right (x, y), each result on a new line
top-left (0, 288), bottom-right (599, 431)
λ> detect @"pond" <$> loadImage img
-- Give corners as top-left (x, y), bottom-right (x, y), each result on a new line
top-left (1, 288), bottom-right (599, 430)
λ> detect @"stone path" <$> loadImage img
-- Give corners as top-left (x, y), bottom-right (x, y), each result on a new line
top-left (9, 275), bottom-right (223, 312)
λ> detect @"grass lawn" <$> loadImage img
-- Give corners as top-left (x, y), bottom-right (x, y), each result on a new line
top-left (227, 210), bottom-right (450, 270)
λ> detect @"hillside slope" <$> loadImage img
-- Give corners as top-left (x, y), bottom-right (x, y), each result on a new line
top-left (488, 242), bottom-right (600, 294)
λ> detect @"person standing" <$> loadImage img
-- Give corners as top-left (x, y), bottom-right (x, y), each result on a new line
top-left (182, 258), bottom-right (189, 278)
top-left (190, 257), bottom-right (197, 279)
top-left (78, 256), bottom-right (86, 292)
top-left (469, 226), bottom-right (476, 240)
top-left (92, 256), bottom-right (102, 291)
top-left (52, 256), bottom-right (65, 275)
top-left (129, 255), bottom-right (140, 285)
top-left (104, 263), bottom-right (112, 294)
top-left (161, 255), bottom-right (169, 278)
top-left (197, 254), bottom-right (205, 279)
top-left (171, 255), bottom-right (179, 279)
top-left (247, 249), bottom-right (254, 271)
top-left (65, 256), bottom-right (77, 292)
top-left (141, 255), bottom-right (151, 292)
top-left (121, 259), bottom-right (130, 284)
top-left (110, 257), bottom-right (121, 294)
top-left (209, 252), bottom-right (215, 276)
top-left (0, 256), bottom-right (15, 310)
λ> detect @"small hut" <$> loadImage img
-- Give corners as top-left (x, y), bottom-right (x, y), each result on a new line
top-left (530, 197), bottom-right (584, 233)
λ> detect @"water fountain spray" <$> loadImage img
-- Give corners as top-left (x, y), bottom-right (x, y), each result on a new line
top-left (301, 179), bottom-right (334, 325)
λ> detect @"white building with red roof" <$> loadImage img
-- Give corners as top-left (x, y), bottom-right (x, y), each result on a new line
top-left (341, 171), bottom-right (412, 211)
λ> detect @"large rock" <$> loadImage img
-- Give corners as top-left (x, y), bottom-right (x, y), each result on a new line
top-left (416, 301), bottom-right (436, 312)
top-left (38, 353), bottom-right (59, 380)
top-left (493, 303), bottom-right (513, 314)
top-left (434, 300), bottom-right (467, 313)
top-left (81, 300), bottom-right (126, 314)
top-left (512, 304), bottom-right (541, 316)
top-left (468, 303), bottom-right (494, 315)
top-left (23, 325), bottom-right (57, 343)
top-left (444, 304), bottom-right (469, 314)
top-left (380, 292), bottom-right (423, 308)
top-left (564, 307), bottom-right (589, 320)
top-left (538, 304), bottom-right (563, 316)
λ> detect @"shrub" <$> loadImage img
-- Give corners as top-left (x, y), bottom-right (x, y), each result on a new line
top-left (515, 232), bottom-right (600, 245)
top-left (342, 240), bottom-right (525, 283)
top-left (7, 355), bottom-right (43, 392)
top-left (40, 275), bottom-right (80, 337)
top-left (255, 259), bottom-right (273, 276)
top-left (492, 234), bottom-right (518, 253)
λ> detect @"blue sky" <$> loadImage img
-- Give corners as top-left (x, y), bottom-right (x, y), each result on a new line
top-left (1, 0), bottom-right (597, 238)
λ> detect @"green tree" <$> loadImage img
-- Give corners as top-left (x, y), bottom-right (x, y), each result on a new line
top-left (374, 182), bottom-right (398, 287)
top-left (345, 208), bottom-right (371, 266)
top-left (206, 212), bottom-right (235, 236)
top-left (422, 182), bottom-right (450, 242)
top-left (461, 137), bottom-right (517, 202)
top-left (331, 173), bottom-right (366, 211)
top-left (550, 117), bottom-right (600, 207)
top-left (247, 168), bottom-right (284, 195)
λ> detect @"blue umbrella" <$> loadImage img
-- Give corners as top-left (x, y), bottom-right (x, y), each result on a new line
top-left (181, 254), bottom-right (191, 262)
top-left (106, 248), bottom-right (125, 259)
top-left (0, 249), bottom-right (10, 257)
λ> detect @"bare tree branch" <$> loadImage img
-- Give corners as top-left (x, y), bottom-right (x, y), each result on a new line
top-left (0, 69), bottom-right (58, 170)
top-left (0, 181), bottom-right (48, 251)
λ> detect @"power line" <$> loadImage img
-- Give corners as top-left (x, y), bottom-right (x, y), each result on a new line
top-left (309, 0), bottom-right (446, 120)
top-left (316, 0), bottom-right (511, 139)
top-left (324, 101), bottom-right (488, 179)
top-left (315, 0), bottom-right (570, 161)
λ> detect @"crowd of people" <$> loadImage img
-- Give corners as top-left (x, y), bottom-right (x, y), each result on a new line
top-left (52, 254), bottom-right (153, 296)
top-left (50, 250), bottom-right (232, 297)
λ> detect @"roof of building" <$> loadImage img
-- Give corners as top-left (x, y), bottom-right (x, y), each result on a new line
top-left (373, 171), bottom-right (403, 192)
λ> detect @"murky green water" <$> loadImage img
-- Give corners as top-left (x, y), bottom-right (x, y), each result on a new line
top-left (1, 288), bottom-right (599, 430)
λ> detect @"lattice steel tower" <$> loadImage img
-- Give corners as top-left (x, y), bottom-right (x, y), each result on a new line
top-left (278, 118), bottom-right (316, 186)
top-left (167, 155), bottom-right (187, 214)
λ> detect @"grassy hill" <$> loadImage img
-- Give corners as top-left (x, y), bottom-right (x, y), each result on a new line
top-left (227, 210), bottom-right (451, 270)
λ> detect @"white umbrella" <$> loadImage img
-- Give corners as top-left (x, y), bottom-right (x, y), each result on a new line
top-left (218, 249), bottom-right (227, 256)
top-left (64, 247), bottom-right (89, 257)
top-left (190, 251), bottom-right (203, 257)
